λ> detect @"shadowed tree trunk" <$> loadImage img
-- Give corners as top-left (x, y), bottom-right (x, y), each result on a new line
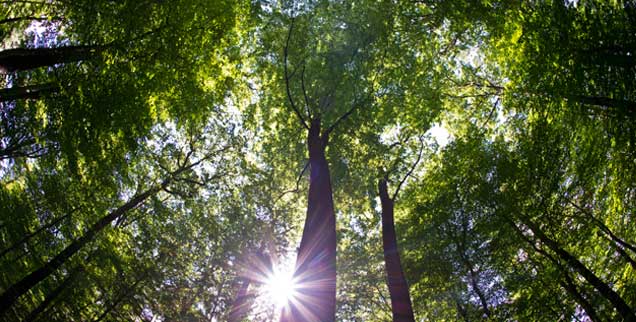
top-left (561, 271), bottom-right (601, 322)
top-left (92, 272), bottom-right (147, 322)
top-left (281, 118), bottom-right (337, 322)
top-left (0, 182), bottom-right (167, 314)
top-left (0, 150), bottom-right (217, 314)
top-left (228, 277), bottom-right (251, 322)
top-left (507, 217), bottom-right (604, 322)
top-left (455, 216), bottom-right (491, 318)
top-left (378, 178), bottom-right (415, 322)
top-left (568, 95), bottom-right (636, 117)
top-left (0, 45), bottom-right (103, 74)
top-left (0, 16), bottom-right (58, 26)
top-left (23, 264), bottom-right (84, 322)
top-left (524, 219), bottom-right (636, 322)
top-left (0, 211), bottom-right (73, 258)
top-left (0, 83), bottom-right (59, 101)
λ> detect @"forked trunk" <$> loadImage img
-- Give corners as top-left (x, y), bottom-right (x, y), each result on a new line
top-left (378, 179), bottom-right (415, 322)
top-left (281, 118), bottom-right (336, 322)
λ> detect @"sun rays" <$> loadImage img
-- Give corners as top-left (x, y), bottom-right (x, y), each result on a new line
top-left (264, 267), bottom-right (298, 308)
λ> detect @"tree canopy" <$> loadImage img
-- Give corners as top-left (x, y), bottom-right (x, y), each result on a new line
top-left (1, 0), bottom-right (634, 321)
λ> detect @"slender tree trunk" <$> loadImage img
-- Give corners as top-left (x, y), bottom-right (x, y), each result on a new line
top-left (228, 278), bottom-right (251, 322)
top-left (0, 16), bottom-right (60, 26)
top-left (454, 296), bottom-right (470, 322)
top-left (23, 264), bottom-right (83, 322)
top-left (568, 95), bottom-right (636, 117)
top-left (378, 179), bottom-right (415, 322)
top-left (561, 271), bottom-right (601, 322)
top-left (460, 255), bottom-right (491, 318)
top-left (0, 83), bottom-right (59, 101)
top-left (525, 220), bottom-right (636, 321)
top-left (0, 183), bottom-right (165, 314)
top-left (280, 118), bottom-right (336, 322)
top-left (0, 45), bottom-right (103, 73)
top-left (570, 202), bottom-right (636, 254)
top-left (0, 212), bottom-right (72, 258)
top-left (507, 218), bottom-right (604, 321)
top-left (607, 238), bottom-right (636, 271)
top-left (580, 47), bottom-right (636, 70)
top-left (92, 272), bottom-right (146, 322)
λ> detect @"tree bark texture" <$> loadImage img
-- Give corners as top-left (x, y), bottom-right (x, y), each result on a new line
top-left (378, 179), bottom-right (415, 322)
top-left (280, 119), bottom-right (336, 322)
top-left (561, 271), bottom-right (601, 322)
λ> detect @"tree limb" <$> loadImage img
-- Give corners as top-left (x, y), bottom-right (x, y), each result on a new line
top-left (301, 63), bottom-right (312, 119)
top-left (274, 161), bottom-right (309, 205)
top-left (284, 18), bottom-right (309, 130)
top-left (392, 136), bottom-right (424, 201)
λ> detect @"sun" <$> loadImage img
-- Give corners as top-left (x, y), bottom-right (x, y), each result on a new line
top-left (264, 268), bottom-right (298, 308)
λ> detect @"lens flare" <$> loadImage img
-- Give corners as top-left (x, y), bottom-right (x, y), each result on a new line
top-left (265, 268), bottom-right (297, 308)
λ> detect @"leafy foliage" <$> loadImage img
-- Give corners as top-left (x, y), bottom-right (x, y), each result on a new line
top-left (1, 0), bottom-right (635, 321)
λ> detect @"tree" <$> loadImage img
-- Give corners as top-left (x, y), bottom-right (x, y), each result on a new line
top-left (2, 1), bottom-right (636, 321)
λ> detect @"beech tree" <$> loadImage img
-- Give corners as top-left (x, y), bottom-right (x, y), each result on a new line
top-left (2, 1), bottom-right (635, 321)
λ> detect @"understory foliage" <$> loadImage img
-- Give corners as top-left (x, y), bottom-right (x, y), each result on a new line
top-left (1, 0), bottom-right (634, 321)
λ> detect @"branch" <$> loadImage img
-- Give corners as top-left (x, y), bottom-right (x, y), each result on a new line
top-left (301, 63), bottom-right (312, 119)
top-left (324, 98), bottom-right (365, 138)
top-left (392, 136), bottom-right (424, 201)
top-left (324, 47), bottom-right (388, 138)
top-left (479, 97), bottom-right (500, 132)
top-left (274, 161), bottom-right (309, 205)
top-left (284, 18), bottom-right (309, 130)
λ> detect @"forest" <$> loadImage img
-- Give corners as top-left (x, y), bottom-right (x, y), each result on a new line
top-left (0, 0), bottom-right (635, 321)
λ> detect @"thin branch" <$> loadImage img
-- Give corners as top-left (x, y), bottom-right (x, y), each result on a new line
top-left (284, 18), bottom-right (309, 130)
top-left (324, 98), bottom-right (365, 138)
top-left (373, 283), bottom-right (392, 313)
top-left (301, 63), bottom-right (312, 119)
top-left (274, 161), bottom-right (309, 205)
top-left (392, 136), bottom-right (424, 201)
top-left (0, 16), bottom-right (61, 25)
top-left (325, 47), bottom-right (388, 138)
top-left (479, 97), bottom-right (501, 132)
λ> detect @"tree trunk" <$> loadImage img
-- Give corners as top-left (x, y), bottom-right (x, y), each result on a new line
top-left (23, 264), bottom-right (83, 322)
top-left (454, 296), bottom-right (470, 322)
top-left (507, 217), bottom-right (604, 321)
top-left (607, 237), bottom-right (636, 271)
top-left (569, 202), bottom-right (636, 254)
top-left (462, 256), bottom-right (491, 318)
top-left (0, 212), bottom-right (72, 259)
top-left (0, 183), bottom-right (165, 314)
top-left (280, 118), bottom-right (336, 322)
top-left (561, 271), bottom-right (601, 322)
top-left (0, 83), bottom-right (59, 101)
top-left (92, 272), bottom-right (147, 322)
top-left (525, 220), bottom-right (636, 321)
top-left (0, 45), bottom-right (102, 73)
top-left (568, 95), bottom-right (636, 117)
top-left (228, 278), bottom-right (251, 322)
top-left (378, 178), bottom-right (415, 322)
